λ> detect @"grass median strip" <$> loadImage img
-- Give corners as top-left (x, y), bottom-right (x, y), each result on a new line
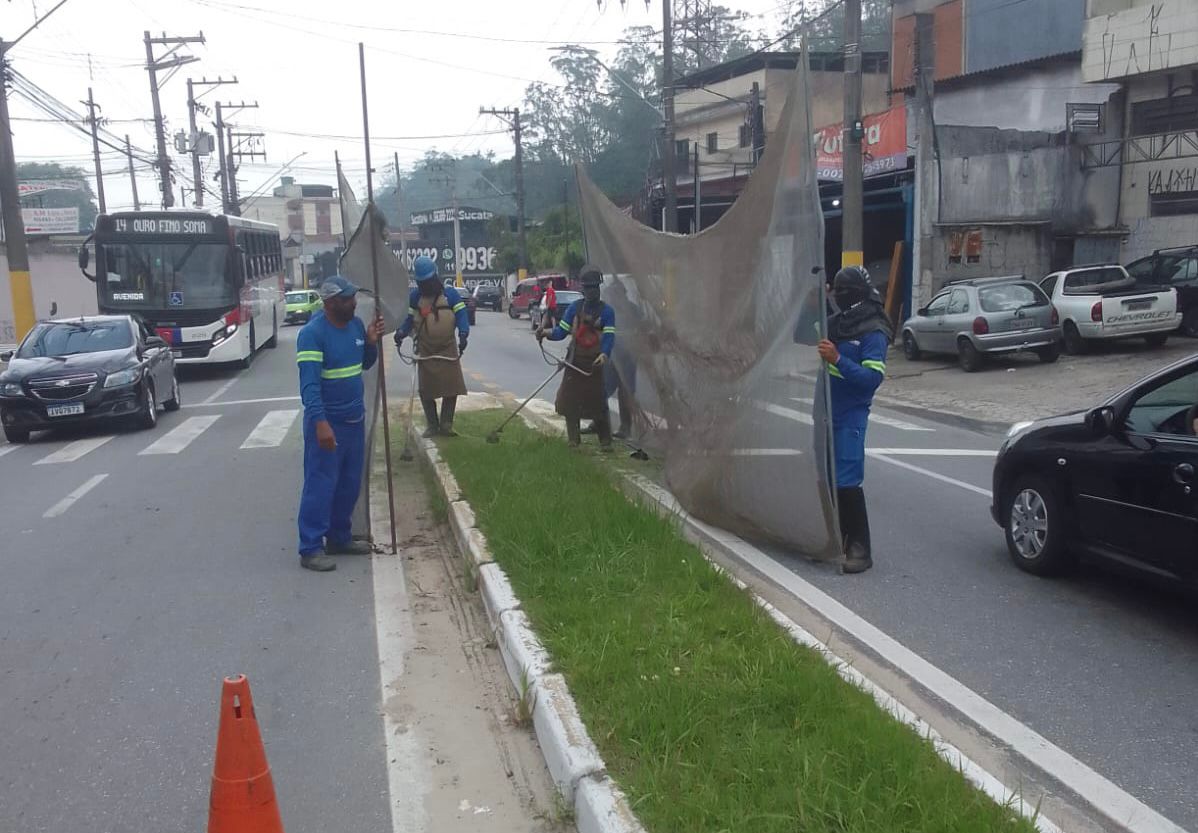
top-left (423, 410), bottom-right (1040, 833)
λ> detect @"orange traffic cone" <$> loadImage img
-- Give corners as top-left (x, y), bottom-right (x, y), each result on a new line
top-left (207, 674), bottom-right (285, 833)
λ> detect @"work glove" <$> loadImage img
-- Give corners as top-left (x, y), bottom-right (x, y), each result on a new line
top-left (535, 329), bottom-right (546, 343)
top-left (393, 330), bottom-right (405, 348)
top-left (458, 336), bottom-right (468, 355)
top-left (592, 353), bottom-right (608, 368)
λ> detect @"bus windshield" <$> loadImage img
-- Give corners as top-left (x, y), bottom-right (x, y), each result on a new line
top-left (100, 242), bottom-right (234, 309)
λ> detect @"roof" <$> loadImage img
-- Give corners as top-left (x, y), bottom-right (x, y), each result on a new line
top-left (675, 49), bottom-right (889, 90)
top-left (945, 275), bottom-right (1028, 287)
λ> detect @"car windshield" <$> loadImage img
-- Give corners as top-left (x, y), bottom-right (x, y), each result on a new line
top-left (100, 242), bottom-right (234, 309)
top-left (1063, 267), bottom-right (1129, 294)
top-left (556, 292), bottom-right (583, 305)
top-left (978, 283), bottom-right (1047, 312)
top-left (18, 320), bottom-right (132, 358)
top-left (286, 292), bottom-right (309, 303)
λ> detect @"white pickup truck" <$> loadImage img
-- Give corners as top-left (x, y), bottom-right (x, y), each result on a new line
top-left (1039, 265), bottom-right (1180, 354)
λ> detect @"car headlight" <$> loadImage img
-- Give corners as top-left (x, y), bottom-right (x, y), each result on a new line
top-left (0, 381), bottom-right (22, 396)
top-left (103, 367), bottom-right (143, 388)
top-left (1006, 420), bottom-right (1034, 439)
top-left (212, 323), bottom-right (237, 346)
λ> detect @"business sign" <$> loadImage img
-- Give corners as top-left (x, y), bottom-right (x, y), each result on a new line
top-left (19, 179), bottom-right (86, 197)
top-left (409, 207), bottom-right (495, 226)
top-left (111, 216), bottom-right (214, 235)
top-left (395, 244), bottom-right (499, 274)
top-left (815, 106), bottom-right (907, 182)
top-left (22, 207), bottom-right (80, 234)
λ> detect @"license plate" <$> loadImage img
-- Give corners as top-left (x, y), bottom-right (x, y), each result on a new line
top-left (1125, 299), bottom-right (1153, 310)
top-left (46, 402), bottom-right (84, 418)
top-left (1005, 319), bottom-right (1034, 330)
top-left (171, 350), bottom-right (182, 358)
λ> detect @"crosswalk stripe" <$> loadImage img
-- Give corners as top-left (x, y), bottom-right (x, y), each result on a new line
top-left (0, 445), bottom-right (18, 459)
top-left (139, 415), bottom-right (221, 455)
top-left (788, 398), bottom-right (934, 432)
top-left (240, 409), bottom-right (300, 449)
top-left (43, 473), bottom-right (109, 518)
top-left (34, 435), bottom-right (115, 465)
top-left (869, 447), bottom-right (995, 457)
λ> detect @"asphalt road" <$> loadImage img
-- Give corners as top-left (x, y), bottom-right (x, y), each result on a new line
top-left (0, 326), bottom-right (389, 833)
top-left (461, 307), bottom-right (1198, 832)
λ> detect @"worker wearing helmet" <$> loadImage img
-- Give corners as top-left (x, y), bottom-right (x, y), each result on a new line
top-left (395, 255), bottom-right (469, 437)
top-left (817, 265), bottom-right (893, 574)
top-left (538, 265), bottom-right (615, 450)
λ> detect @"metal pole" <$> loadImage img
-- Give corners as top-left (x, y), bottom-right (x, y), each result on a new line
top-left (0, 39), bottom-right (35, 342)
top-left (358, 41), bottom-right (399, 555)
top-left (513, 110), bottom-right (528, 281)
top-left (693, 144), bottom-right (701, 233)
top-left (215, 102), bottom-right (228, 213)
top-left (661, 0), bottom-right (678, 233)
top-left (125, 135), bottom-right (141, 210)
top-left (392, 151), bottom-right (408, 266)
top-left (451, 187), bottom-right (463, 288)
top-left (86, 87), bottom-right (106, 213)
top-left (226, 124), bottom-right (239, 215)
top-left (144, 31), bottom-right (173, 208)
top-left (841, 0), bottom-right (864, 268)
top-left (187, 79), bottom-right (203, 207)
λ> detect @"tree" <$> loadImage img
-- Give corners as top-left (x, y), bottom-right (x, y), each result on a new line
top-left (673, 4), bottom-right (761, 77)
top-left (16, 162), bottom-right (100, 231)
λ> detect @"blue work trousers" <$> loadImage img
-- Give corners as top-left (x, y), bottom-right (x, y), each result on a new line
top-left (298, 415), bottom-right (365, 556)
top-left (833, 424), bottom-right (867, 488)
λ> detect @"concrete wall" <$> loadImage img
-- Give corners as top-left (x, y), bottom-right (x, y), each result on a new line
top-left (935, 62), bottom-right (1119, 132)
top-left (931, 224), bottom-right (1055, 284)
top-left (1082, 0), bottom-right (1198, 82)
top-left (0, 241), bottom-right (98, 346)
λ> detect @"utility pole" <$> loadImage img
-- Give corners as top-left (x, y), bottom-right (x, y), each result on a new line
top-left (661, 0), bottom-right (678, 233)
top-left (479, 106), bottom-right (527, 281)
top-left (0, 38), bottom-right (35, 341)
top-left (214, 102), bottom-right (228, 212)
top-left (186, 76), bottom-right (236, 208)
top-left (392, 152), bottom-right (409, 266)
top-left (841, 0), bottom-right (864, 268)
top-left (125, 135), bottom-right (141, 210)
top-left (219, 101), bottom-right (262, 217)
top-left (693, 144), bottom-right (701, 233)
top-left (83, 87), bottom-right (106, 214)
top-left (144, 31), bottom-right (205, 209)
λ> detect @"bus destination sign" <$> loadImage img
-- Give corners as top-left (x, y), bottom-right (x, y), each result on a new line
top-left (112, 217), bottom-right (214, 235)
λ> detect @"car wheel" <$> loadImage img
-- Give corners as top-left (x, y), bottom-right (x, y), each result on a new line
top-left (1035, 343), bottom-right (1061, 363)
top-left (957, 338), bottom-right (983, 372)
top-left (239, 322), bottom-right (256, 370)
top-left (1062, 321), bottom-right (1086, 355)
top-left (3, 426), bottom-right (29, 443)
top-left (1004, 475), bottom-right (1073, 576)
top-left (1144, 332), bottom-right (1169, 349)
top-left (264, 310), bottom-right (279, 348)
top-left (137, 381), bottom-right (159, 430)
top-left (902, 330), bottom-right (921, 360)
top-left (163, 374), bottom-right (181, 411)
top-left (508, 304), bottom-right (518, 319)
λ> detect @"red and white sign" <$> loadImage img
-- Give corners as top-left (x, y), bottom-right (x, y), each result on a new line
top-left (814, 106), bottom-right (908, 182)
top-left (18, 179), bottom-right (86, 197)
top-left (22, 207), bottom-right (80, 235)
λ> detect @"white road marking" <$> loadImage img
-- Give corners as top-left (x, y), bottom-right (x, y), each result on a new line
top-left (34, 435), bottom-right (114, 465)
top-left (788, 398), bottom-right (935, 432)
top-left (240, 409), bottom-right (300, 449)
top-left (869, 447), bottom-right (995, 457)
top-left (43, 473), bottom-right (108, 518)
top-left (138, 415), bottom-right (220, 455)
top-left (0, 445), bottom-right (19, 459)
top-left (866, 452), bottom-right (993, 497)
top-left (683, 447), bottom-right (802, 457)
top-left (201, 376), bottom-right (239, 404)
top-left (183, 395), bottom-right (301, 409)
top-left (754, 400), bottom-right (814, 424)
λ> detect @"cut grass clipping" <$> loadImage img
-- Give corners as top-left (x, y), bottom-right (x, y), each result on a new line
top-left (429, 411), bottom-right (1039, 833)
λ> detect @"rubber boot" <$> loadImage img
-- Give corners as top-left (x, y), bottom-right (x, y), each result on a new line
top-left (596, 412), bottom-right (614, 452)
top-left (838, 487), bottom-right (873, 574)
top-left (566, 417), bottom-right (582, 447)
top-left (614, 383), bottom-right (633, 439)
top-left (421, 397), bottom-right (440, 438)
top-left (439, 396), bottom-right (458, 437)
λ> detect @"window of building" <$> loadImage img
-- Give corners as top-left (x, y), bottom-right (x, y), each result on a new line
top-left (675, 139), bottom-right (690, 161)
top-left (1131, 93), bottom-right (1198, 136)
top-left (1150, 191), bottom-right (1198, 217)
top-left (738, 123), bottom-right (750, 148)
top-left (706, 132), bottom-right (719, 154)
top-left (315, 203), bottom-right (331, 236)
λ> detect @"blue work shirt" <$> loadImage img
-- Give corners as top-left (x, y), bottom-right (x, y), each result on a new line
top-left (396, 285), bottom-right (470, 339)
top-left (829, 329), bottom-right (887, 430)
top-left (548, 300), bottom-right (615, 356)
top-left (296, 311), bottom-right (378, 423)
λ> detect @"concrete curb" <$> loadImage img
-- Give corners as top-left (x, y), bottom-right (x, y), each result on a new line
top-left (411, 423), bottom-right (645, 833)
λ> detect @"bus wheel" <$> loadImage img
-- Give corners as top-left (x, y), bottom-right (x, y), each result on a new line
top-left (264, 310), bottom-right (279, 349)
top-left (239, 322), bottom-right (256, 370)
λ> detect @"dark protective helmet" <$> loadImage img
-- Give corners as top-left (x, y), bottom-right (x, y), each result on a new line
top-left (832, 265), bottom-right (872, 309)
top-left (579, 265), bottom-right (603, 288)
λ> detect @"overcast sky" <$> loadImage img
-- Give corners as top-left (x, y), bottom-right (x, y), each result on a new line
top-left (2, 0), bottom-right (789, 214)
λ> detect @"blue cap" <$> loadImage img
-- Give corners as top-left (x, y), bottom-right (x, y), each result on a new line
top-left (318, 275), bottom-right (360, 300)
top-left (412, 255), bottom-right (438, 282)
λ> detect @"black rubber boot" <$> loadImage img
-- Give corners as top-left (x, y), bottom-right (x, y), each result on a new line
top-left (300, 554), bottom-right (337, 572)
top-left (596, 412), bottom-right (614, 452)
top-left (580, 422), bottom-right (598, 435)
top-left (566, 418), bottom-right (582, 447)
top-left (838, 487), bottom-right (873, 574)
top-left (420, 397), bottom-right (440, 438)
top-left (439, 396), bottom-right (458, 437)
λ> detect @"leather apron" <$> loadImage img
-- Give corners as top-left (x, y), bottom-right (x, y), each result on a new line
top-left (555, 304), bottom-right (608, 420)
top-left (415, 292), bottom-right (467, 399)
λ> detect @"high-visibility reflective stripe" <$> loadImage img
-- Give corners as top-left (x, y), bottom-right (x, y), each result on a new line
top-left (320, 364), bottom-right (363, 379)
top-left (558, 319), bottom-right (573, 332)
top-left (407, 307), bottom-right (418, 316)
top-left (602, 327), bottom-right (616, 334)
top-left (861, 359), bottom-right (886, 375)
top-left (296, 351), bottom-right (324, 363)
top-left (827, 363), bottom-right (844, 379)
top-left (452, 302), bottom-right (466, 313)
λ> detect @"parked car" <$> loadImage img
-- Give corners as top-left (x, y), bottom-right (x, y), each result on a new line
top-left (0, 315), bottom-right (180, 443)
top-left (285, 289), bottom-right (321, 325)
top-left (508, 275), bottom-right (570, 319)
top-left (993, 352), bottom-right (1198, 587)
top-left (458, 288), bottom-right (477, 325)
top-left (900, 277), bottom-right (1061, 372)
top-left (1125, 244), bottom-right (1198, 337)
top-left (1039, 265), bottom-right (1179, 354)
top-left (530, 290), bottom-right (584, 331)
top-left (473, 282), bottom-right (504, 312)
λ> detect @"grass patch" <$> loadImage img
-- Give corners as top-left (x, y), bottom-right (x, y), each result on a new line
top-left (434, 411), bottom-right (1038, 833)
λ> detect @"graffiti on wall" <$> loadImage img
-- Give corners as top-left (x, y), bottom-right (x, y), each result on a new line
top-left (1148, 166), bottom-right (1198, 195)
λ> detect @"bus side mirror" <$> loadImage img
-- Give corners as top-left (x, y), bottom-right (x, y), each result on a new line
top-left (78, 235), bottom-right (96, 282)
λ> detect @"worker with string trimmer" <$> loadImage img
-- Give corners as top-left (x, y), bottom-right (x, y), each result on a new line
top-left (394, 255), bottom-right (469, 437)
top-left (537, 266), bottom-right (616, 451)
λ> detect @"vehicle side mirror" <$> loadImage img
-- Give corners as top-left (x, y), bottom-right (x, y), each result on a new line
top-left (145, 336), bottom-right (167, 350)
top-left (0, 351), bottom-right (13, 363)
top-left (1085, 405), bottom-right (1116, 436)
top-left (917, 306), bottom-right (929, 317)
top-left (78, 236), bottom-right (96, 281)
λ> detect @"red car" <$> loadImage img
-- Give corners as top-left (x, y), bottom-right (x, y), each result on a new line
top-left (507, 275), bottom-right (569, 319)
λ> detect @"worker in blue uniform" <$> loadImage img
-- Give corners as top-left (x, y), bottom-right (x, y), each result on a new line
top-left (296, 276), bottom-right (385, 573)
top-left (817, 265), bottom-right (892, 574)
top-left (394, 255), bottom-right (469, 437)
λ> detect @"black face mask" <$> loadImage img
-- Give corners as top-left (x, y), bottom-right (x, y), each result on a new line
top-left (834, 289), bottom-right (863, 311)
top-left (419, 281), bottom-right (440, 297)
top-left (582, 287), bottom-right (601, 304)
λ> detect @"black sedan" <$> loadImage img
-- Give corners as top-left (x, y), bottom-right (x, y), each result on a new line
top-left (529, 290), bottom-right (583, 332)
top-left (0, 315), bottom-right (180, 443)
top-left (473, 283), bottom-right (504, 312)
top-left (993, 353), bottom-right (1198, 586)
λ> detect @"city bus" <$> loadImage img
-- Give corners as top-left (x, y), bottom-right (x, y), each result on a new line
top-left (79, 210), bottom-right (285, 368)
